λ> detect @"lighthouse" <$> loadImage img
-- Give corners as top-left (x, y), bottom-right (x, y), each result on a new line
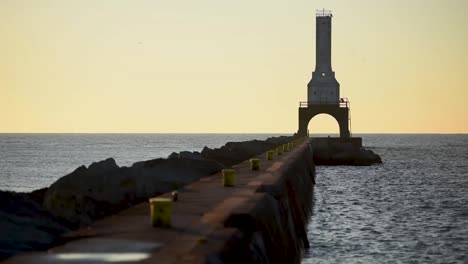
top-left (298, 9), bottom-right (351, 139)
top-left (307, 9), bottom-right (340, 104)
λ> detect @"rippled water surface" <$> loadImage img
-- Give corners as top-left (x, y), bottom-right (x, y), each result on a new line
top-left (303, 134), bottom-right (468, 264)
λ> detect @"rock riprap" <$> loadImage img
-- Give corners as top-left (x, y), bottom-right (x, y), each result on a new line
top-left (43, 157), bottom-right (224, 226)
top-left (2, 135), bottom-right (293, 259)
top-left (169, 136), bottom-right (293, 166)
top-left (0, 191), bottom-right (70, 260)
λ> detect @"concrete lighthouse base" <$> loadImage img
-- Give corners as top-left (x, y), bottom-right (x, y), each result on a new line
top-left (297, 104), bottom-right (350, 139)
top-left (309, 137), bottom-right (382, 166)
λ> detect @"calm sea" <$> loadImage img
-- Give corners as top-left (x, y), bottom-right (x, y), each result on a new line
top-left (0, 134), bottom-right (467, 263)
top-left (303, 134), bottom-right (468, 264)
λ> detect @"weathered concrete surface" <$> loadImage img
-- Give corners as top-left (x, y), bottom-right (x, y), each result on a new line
top-left (3, 139), bottom-right (314, 264)
top-left (298, 105), bottom-right (350, 138)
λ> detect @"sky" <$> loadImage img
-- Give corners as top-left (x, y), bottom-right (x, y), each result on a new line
top-left (1, 0), bottom-right (467, 133)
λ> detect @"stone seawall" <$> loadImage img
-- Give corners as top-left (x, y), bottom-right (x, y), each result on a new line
top-left (196, 138), bottom-right (315, 263)
top-left (4, 139), bottom-right (315, 264)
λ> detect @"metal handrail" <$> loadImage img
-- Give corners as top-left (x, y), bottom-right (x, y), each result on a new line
top-left (299, 98), bottom-right (349, 108)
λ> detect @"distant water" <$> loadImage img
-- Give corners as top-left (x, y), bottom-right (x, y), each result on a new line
top-left (1, 134), bottom-right (467, 263)
top-left (0, 133), bottom-right (286, 192)
top-left (302, 134), bottom-right (468, 264)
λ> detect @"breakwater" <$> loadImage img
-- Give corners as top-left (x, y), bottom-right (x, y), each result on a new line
top-left (3, 138), bottom-right (315, 264)
top-left (1, 135), bottom-right (382, 263)
top-left (1, 135), bottom-right (293, 260)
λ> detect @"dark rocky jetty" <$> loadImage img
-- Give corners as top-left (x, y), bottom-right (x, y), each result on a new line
top-left (0, 135), bottom-right (293, 260)
top-left (168, 136), bottom-right (292, 166)
top-left (43, 157), bottom-right (225, 226)
top-left (3, 137), bottom-right (315, 264)
top-left (1, 135), bottom-right (381, 260)
top-left (43, 136), bottom-right (293, 227)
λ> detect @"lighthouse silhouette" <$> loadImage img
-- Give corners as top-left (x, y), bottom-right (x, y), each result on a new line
top-left (298, 9), bottom-right (351, 139)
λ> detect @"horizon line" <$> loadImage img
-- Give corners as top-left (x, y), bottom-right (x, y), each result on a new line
top-left (0, 132), bottom-right (466, 135)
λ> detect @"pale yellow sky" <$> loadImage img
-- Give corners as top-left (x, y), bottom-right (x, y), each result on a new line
top-left (1, 0), bottom-right (467, 133)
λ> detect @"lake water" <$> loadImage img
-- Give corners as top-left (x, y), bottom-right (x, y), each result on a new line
top-left (302, 134), bottom-right (468, 264)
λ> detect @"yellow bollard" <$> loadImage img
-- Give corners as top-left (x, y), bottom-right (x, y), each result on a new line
top-left (250, 158), bottom-right (260, 171)
top-left (276, 146), bottom-right (283, 155)
top-left (222, 169), bottom-right (236, 187)
top-left (267, 150), bottom-right (274, 160)
top-left (171, 190), bottom-right (178, 202)
top-left (149, 197), bottom-right (173, 228)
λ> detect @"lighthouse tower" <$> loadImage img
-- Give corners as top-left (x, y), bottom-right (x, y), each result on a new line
top-left (298, 9), bottom-right (350, 138)
top-left (308, 9), bottom-right (340, 104)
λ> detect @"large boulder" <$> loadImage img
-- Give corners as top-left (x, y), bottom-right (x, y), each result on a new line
top-left (167, 151), bottom-right (205, 160)
top-left (353, 148), bottom-right (382, 165)
top-left (43, 158), bottom-right (130, 226)
top-left (0, 191), bottom-right (70, 260)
